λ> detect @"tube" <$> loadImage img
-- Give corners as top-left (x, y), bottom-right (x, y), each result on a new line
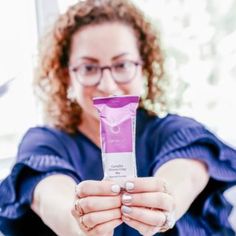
top-left (93, 95), bottom-right (139, 185)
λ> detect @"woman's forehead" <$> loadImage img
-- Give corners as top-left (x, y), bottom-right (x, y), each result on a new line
top-left (69, 22), bottom-right (140, 62)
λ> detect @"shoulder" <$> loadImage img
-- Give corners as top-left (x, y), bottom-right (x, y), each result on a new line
top-left (138, 109), bottom-right (204, 139)
top-left (17, 126), bottom-right (76, 159)
top-left (19, 126), bottom-right (72, 145)
top-left (157, 113), bottom-right (203, 136)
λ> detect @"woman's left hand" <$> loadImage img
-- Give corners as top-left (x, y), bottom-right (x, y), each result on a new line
top-left (121, 177), bottom-right (176, 236)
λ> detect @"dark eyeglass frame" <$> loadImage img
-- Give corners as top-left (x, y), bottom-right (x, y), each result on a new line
top-left (69, 60), bottom-right (143, 87)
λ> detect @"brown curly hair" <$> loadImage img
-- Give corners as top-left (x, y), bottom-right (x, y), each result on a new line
top-left (34, 0), bottom-right (165, 134)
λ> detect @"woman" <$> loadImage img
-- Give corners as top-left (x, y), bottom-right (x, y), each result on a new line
top-left (0, 0), bottom-right (236, 235)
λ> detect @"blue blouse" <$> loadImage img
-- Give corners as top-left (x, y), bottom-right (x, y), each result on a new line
top-left (0, 109), bottom-right (236, 236)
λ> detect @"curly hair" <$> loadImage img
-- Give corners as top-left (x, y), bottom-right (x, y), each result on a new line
top-left (34, 0), bottom-right (165, 133)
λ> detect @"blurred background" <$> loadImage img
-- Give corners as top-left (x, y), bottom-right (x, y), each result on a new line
top-left (0, 0), bottom-right (236, 227)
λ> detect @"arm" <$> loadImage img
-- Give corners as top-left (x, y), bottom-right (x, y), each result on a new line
top-left (154, 158), bottom-right (210, 220)
top-left (31, 174), bottom-right (84, 236)
top-left (31, 175), bottom-right (122, 236)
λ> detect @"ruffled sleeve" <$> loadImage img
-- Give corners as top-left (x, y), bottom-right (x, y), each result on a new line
top-left (152, 125), bottom-right (236, 181)
top-left (0, 127), bottom-right (81, 220)
top-left (150, 114), bottom-right (236, 235)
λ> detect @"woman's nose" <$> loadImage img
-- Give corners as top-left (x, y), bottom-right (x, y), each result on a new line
top-left (97, 68), bottom-right (118, 93)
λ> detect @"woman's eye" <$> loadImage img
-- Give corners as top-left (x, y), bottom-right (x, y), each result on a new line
top-left (79, 64), bottom-right (98, 75)
top-left (114, 61), bottom-right (132, 72)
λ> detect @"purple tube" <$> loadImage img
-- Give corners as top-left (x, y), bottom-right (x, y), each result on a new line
top-left (93, 95), bottom-right (139, 184)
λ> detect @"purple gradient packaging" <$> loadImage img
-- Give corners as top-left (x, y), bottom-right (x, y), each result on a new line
top-left (93, 95), bottom-right (139, 184)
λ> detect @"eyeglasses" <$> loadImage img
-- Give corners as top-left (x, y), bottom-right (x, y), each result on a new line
top-left (69, 60), bottom-right (142, 87)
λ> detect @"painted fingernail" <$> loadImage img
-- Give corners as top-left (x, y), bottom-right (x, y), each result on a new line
top-left (122, 193), bottom-right (132, 204)
top-left (121, 205), bottom-right (132, 214)
top-left (111, 184), bottom-right (121, 193)
top-left (125, 182), bottom-right (134, 191)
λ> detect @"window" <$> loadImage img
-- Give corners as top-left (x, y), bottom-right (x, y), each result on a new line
top-left (0, 1), bottom-right (38, 178)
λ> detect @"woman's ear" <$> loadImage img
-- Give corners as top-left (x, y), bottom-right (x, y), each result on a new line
top-left (66, 68), bottom-right (76, 101)
top-left (67, 85), bottom-right (76, 102)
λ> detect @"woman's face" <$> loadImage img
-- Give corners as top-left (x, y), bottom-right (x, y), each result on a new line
top-left (69, 22), bottom-right (143, 120)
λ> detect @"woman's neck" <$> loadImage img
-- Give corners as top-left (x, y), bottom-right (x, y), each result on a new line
top-left (78, 112), bottom-right (101, 147)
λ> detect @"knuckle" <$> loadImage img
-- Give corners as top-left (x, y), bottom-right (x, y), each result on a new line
top-left (79, 198), bottom-right (86, 210)
top-left (77, 182), bottom-right (87, 196)
top-left (86, 200), bottom-right (95, 212)
top-left (86, 213), bottom-right (96, 226)
top-left (80, 198), bottom-right (93, 213)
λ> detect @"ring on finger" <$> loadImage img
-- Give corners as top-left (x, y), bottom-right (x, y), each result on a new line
top-left (74, 199), bottom-right (84, 216)
top-left (162, 180), bottom-right (171, 194)
top-left (159, 211), bottom-right (176, 232)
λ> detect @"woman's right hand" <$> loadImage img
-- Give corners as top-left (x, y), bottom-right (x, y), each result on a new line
top-left (71, 180), bottom-right (123, 236)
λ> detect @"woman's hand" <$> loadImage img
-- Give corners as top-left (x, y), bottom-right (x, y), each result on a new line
top-left (120, 177), bottom-right (176, 236)
top-left (71, 180), bottom-right (123, 236)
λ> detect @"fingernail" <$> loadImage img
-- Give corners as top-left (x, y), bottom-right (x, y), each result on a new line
top-left (121, 205), bottom-right (132, 214)
top-left (125, 182), bottom-right (134, 191)
top-left (122, 193), bottom-right (132, 204)
top-left (111, 184), bottom-right (121, 193)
